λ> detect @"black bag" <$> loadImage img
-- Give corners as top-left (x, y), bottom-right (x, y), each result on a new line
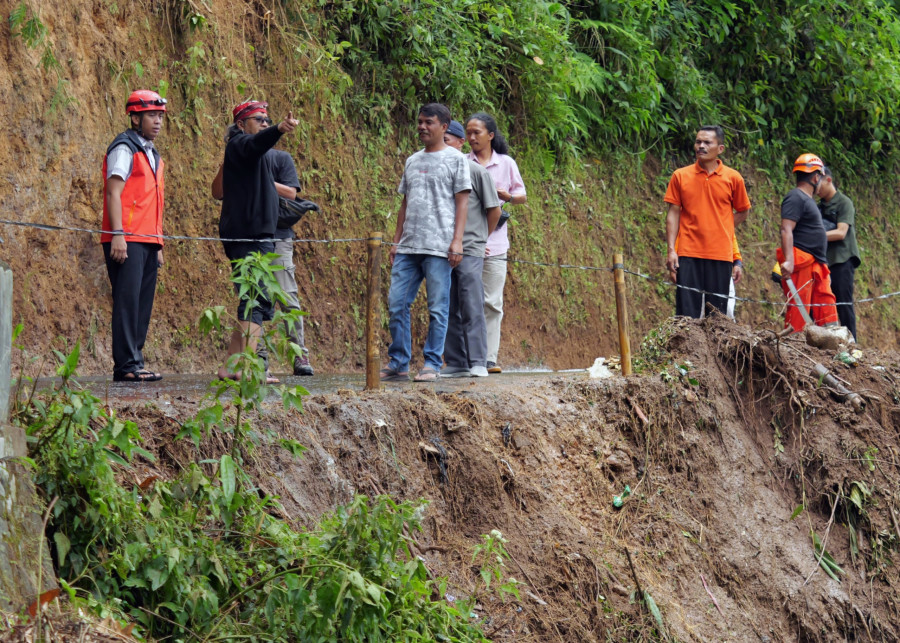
top-left (278, 197), bottom-right (320, 229)
top-left (496, 208), bottom-right (511, 229)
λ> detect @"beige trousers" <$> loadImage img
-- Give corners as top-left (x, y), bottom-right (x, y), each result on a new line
top-left (482, 253), bottom-right (507, 363)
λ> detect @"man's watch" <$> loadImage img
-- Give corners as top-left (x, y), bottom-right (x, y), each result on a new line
top-left (733, 259), bottom-right (743, 267)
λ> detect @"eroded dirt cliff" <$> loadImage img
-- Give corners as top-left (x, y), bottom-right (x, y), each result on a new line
top-left (34, 317), bottom-right (894, 641)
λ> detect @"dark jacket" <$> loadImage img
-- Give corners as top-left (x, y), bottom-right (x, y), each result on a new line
top-left (219, 125), bottom-right (283, 240)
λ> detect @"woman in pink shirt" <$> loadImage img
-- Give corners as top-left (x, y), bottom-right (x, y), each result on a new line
top-left (465, 113), bottom-right (527, 373)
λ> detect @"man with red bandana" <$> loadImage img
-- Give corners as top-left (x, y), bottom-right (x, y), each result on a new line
top-left (216, 100), bottom-right (298, 381)
top-left (212, 102), bottom-right (314, 378)
top-left (101, 90), bottom-right (167, 382)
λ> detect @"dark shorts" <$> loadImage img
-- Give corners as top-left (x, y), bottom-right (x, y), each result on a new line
top-left (675, 257), bottom-right (732, 319)
top-left (222, 240), bottom-right (275, 324)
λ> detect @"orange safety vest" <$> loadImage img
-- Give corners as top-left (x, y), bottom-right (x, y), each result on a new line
top-left (101, 131), bottom-right (164, 246)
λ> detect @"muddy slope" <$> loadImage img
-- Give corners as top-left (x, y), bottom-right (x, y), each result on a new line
top-left (102, 317), bottom-right (898, 641)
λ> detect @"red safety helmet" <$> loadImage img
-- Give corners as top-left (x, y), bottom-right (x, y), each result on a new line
top-left (232, 100), bottom-right (268, 122)
top-left (792, 153), bottom-right (824, 174)
top-left (126, 90), bottom-right (167, 114)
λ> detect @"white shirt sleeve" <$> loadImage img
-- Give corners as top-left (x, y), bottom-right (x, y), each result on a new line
top-left (106, 144), bottom-right (134, 181)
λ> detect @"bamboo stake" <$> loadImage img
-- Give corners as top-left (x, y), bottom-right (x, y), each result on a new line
top-left (613, 253), bottom-right (633, 376)
top-left (365, 233), bottom-right (383, 390)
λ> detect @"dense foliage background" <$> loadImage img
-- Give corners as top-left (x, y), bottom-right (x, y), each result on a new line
top-left (312, 0), bottom-right (900, 171)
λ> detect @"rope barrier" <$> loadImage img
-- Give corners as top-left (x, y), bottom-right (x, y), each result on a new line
top-left (0, 219), bottom-right (368, 244)
top-left (1, 216), bottom-right (898, 307)
top-left (620, 267), bottom-right (900, 308)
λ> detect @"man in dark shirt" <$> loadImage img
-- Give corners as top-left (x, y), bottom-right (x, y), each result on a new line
top-left (216, 100), bottom-right (298, 380)
top-left (213, 132), bottom-right (313, 377)
top-left (778, 153), bottom-right (838, 332)
top-left (819, 167), bottom-right (861, 340)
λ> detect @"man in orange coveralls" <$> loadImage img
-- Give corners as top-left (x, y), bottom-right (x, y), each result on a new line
top-left (777, 153), bottom-right (839, 332)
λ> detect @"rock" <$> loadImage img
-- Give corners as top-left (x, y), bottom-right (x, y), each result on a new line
top-left (605, 449), bottom-right (633, 474)
top-left (511, 434), bottom-right (532, 450)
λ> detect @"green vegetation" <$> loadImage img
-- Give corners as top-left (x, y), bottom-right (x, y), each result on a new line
top-left (10, 255), bottom-right (505, 641)
top-left (311, 0), bottom-right (900, 169)
top-left (9, 2), bottom-right (76, 112)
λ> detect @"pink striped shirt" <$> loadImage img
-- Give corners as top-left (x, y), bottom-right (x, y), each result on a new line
top-left (467, 150), bottom-right (526, 256)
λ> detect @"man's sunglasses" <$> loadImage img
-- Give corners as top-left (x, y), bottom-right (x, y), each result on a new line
top-left (127, 97), bottom-right (168, 108)
top-left (247, 116), bottom-right (272, 125)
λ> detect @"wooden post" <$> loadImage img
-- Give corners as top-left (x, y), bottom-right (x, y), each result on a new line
top-left (365, 233), bottom-right (383, 390)
top-left (0, 261), bottom-right (11, 422)
top-left (613, 253), bottom-right (633, 376)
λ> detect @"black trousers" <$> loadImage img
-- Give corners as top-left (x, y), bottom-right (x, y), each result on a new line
top-left (830, 260), bottom-right (857, 340)
top-left (104, 242), bottom-right (160, 377)
top-left (222, 241), bottom-right (275, 325)
top-left (675, 257), bottom-right (731, 318)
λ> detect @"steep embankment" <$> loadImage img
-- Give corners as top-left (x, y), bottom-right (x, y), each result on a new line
top-left (3, 0), bottom-right (900, 378)
top-left (59, 317), bottom-right (897, 641)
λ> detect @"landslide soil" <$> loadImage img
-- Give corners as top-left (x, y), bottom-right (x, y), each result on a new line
top-left (47, 317), bottom-right (900, 642)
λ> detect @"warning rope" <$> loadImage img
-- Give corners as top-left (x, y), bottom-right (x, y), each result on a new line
top-left (1, 217), bottom-right (897, 308)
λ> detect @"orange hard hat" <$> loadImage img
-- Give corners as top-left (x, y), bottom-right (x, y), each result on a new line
top-left (126, 90), bottom-right (167, 113)
top-left (792, 153), bottom-right (824, 174)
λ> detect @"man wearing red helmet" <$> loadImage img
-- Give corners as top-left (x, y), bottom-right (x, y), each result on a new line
top-left (777, 154), bottom-right (839, 332)
top-left (101, 89), bottom-right (168, 382)
top-left (216, 100), bottom-right (298, 381)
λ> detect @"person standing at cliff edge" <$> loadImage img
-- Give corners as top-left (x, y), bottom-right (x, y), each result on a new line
top-left (101, 90), bottom-right (167, 382)
top-left (818, 166), bottom-right (860, 340)
top-left (442, 119), bottom-right (502, 378)
top-left (211, 108), bottom-right (315, 378)
top-left (217, 100), bottom-right (298, 381)
top-left (380, 103), bottom-right (471, 383)
top-left (465, 112), bottom-right (526, 374)
top-left (777, 154), bottom-right (839, 332)
top-left (664, 125), bottom-right (750, 319)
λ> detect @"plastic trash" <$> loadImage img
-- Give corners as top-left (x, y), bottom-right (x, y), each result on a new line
top-left (612, 485), bottom-right (632, 508)
top-left (589, 357), bottom-right (613, 379)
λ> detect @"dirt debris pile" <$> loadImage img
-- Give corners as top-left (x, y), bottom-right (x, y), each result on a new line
top-left (11, 316), bottom-right (900, 641)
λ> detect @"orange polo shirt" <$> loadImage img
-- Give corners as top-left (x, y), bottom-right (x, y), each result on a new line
top-left (664, 159), bottom-right (750, 262)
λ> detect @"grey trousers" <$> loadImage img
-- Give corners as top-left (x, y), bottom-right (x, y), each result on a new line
top-left (258, 239), bottom-right (306, 364)
top-left (444, 255), bottom-right (487, 369)
top-left (483, 253), bottom-right (507, 363)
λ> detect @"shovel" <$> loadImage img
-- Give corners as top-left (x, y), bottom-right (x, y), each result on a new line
top-left (781, 276), bottom-right (850, 350)
top-left (783, 276), bottom-right (814, 328)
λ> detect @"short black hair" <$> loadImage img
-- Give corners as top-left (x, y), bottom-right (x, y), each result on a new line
top-left (795, 170), bottom-right (820, 185)
top-left (823, 166), bottom-right (834, 182)
top-left (698, 125), bottom-right (725, 145)
top-left (419, 103), bottom-right (451, 126)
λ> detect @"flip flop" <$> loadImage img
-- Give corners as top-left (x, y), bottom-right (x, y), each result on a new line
top-left (413, 367), bottom-right (439, 382)
top-left (380, 367), bottom-right (409, 382)
top-left (114, 370), bottom-right (162, 382)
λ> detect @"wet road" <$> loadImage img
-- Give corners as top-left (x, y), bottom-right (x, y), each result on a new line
top-left (16, 369), bottom-right (591, 403)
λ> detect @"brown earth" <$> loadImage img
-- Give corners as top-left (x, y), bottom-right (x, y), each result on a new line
top-left (14, 316), bottom-right (892, 641)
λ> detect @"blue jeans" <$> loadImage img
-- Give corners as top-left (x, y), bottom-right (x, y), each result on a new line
top-left (388, 253), bottom-right (452, 372)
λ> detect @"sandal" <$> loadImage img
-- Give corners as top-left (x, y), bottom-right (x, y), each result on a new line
top-left (114, 369), bottom-right (163, 382)
top-left (380, 367), bottom-right (409, 382)
top-left (266, 371), bottom-right (280, 384)
top-left (413, 367), bottom-right (438, 382)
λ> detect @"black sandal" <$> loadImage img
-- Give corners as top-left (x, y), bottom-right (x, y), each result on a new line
top-left (114, 369), bottom-right (163, 382)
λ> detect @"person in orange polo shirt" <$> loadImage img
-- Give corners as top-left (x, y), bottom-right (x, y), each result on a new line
top-left (664, 125), bottom-right (750, 318)
top-left (777, 154), bottom-right (839, 332)
top-left (101, 90), bottom-right (167, 382)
